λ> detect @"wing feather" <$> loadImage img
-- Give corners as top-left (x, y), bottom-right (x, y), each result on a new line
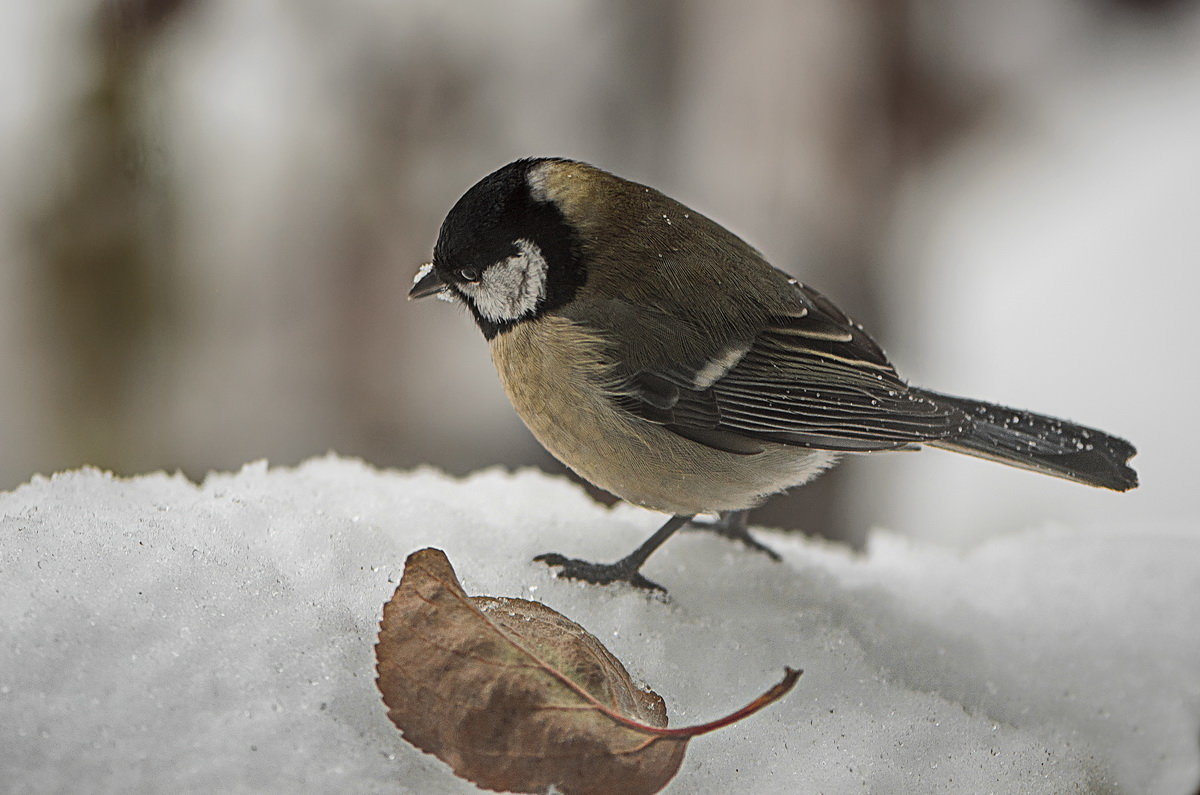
top-left (613, 281), bottom-right (970, 453)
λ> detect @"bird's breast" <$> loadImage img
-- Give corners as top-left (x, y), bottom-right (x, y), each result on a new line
top-left (489, 317), bottom-right (835, 514)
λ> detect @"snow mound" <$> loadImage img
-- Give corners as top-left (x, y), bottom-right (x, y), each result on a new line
top-left (1, 456), bottom-right (1196, 793)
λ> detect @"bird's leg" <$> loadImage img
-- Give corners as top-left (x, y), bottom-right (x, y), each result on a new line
top-left (685, 510), bottom-right (782, 561)
top-left (534, 514), bottom-right (693, 592)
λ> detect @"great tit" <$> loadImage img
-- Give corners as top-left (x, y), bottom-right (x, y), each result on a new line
top-left (410, 157), bottom-right (1138, 591)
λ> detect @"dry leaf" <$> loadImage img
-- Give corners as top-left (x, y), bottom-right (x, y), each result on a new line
top-left (376, 547), bottom-right (800, 795)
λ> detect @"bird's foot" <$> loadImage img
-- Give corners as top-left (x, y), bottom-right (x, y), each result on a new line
top-left (533, 552), bottom-right (666, 593)
top-left (685, 511), bottom-right (782, 561)
top-left (535, 514), bottom-right (693, 594)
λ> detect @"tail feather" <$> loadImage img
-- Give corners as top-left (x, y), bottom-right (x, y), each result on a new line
top-left (914, 389), bottom-right (1138, 492)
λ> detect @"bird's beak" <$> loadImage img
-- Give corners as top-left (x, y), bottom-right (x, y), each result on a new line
top-left (408, 263), bottom-right (446, 300)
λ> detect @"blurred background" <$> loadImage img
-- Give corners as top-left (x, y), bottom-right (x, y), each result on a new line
top-left (1, 0), bottom-right (1197, 546)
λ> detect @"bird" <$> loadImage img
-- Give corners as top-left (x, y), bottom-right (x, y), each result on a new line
top-left (410, 157), bottom-right (1138, 591)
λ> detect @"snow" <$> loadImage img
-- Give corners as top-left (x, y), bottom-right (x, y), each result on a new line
top-left (1, 456), bottom-right (1197, 794)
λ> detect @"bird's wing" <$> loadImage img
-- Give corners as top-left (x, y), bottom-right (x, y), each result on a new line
top-left (612, 281), bottom-right (971, 455)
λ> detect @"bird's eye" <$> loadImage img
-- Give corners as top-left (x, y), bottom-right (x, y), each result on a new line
top-left (456, 267), bottom-right (481, 283)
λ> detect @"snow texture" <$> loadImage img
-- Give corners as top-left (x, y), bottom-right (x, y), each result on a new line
top-left (1, 456), bottom-right (1197, 794)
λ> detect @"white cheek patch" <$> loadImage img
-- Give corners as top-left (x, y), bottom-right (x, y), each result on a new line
top-left (465, 238), bottom-right (548, 323)
top-left (692, 343), bottom-right (751, 390)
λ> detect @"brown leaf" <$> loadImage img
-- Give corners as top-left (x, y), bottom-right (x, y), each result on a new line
top-left (375, 547), bottom-right (800, 795)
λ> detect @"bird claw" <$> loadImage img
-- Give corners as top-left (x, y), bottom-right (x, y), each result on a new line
top-left (533, 552), bottom-right (667, 593)
top-left (685, 514), bottom-right (782, 561)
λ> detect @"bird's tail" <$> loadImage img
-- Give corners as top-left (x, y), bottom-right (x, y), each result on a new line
top-left (914, 389), bottom-right (1138, 491)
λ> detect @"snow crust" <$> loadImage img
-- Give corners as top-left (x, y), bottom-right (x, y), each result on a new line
top-left (1, 456), bottom-right (1197, 794)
